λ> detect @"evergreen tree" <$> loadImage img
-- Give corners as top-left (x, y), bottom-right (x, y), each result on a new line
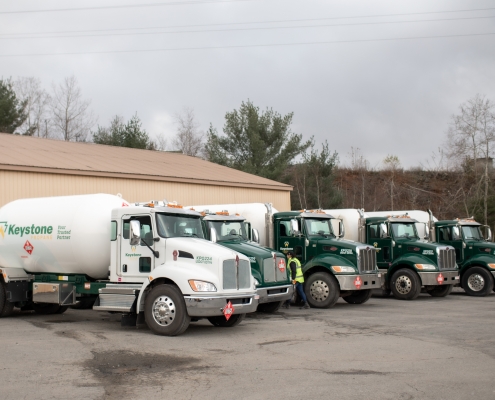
top-left (93, 114), bottom-right (155, 150)
top-left (0, 79), bottom-right (28, 133)
top-left (205, 100), bottom-right (312, 181)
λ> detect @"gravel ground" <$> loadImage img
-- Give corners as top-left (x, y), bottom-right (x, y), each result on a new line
top-left (1, 287), bottom-right (494, 400)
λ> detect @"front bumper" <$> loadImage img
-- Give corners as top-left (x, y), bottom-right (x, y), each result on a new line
top-left (418, 271), bottom-right (459, 286)
top-left (257, 284), bottom-right (293, 304)
top-left (184, 293), bottom-right (259, 317)
top-left (335, 272), bottom-right (383, 291)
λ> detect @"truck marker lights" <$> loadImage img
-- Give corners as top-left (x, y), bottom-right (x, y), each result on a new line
top-left (23, 240), bottom-right (33, 255)
top-left (223, 301), bottom-right (234, 321)
top-left (437, 273), bottom-right (444, 285)
top-left (173, 250), bottom-right (178, 261)
top-left (354, 276), bottom-right (362, 289)
top-left (84, 282), bottom-right (91, 290)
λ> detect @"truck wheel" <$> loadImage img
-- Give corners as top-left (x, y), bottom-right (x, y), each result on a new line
top-left (257, 301), bottom-right (283, 313)
top-left (33, 303), bottom-right (63, 315)
top-left (305, 272), bottom-right (340, 309)
top-left (390, 269), bottom-right (421, 300)
top-left (343, 289), bottom-right (372, 304)
top-left (208, 314), bottom-right (245, 327)
top-left (461, 267), bottom-right (494, 297)
top-left (144, 284), bottom-right (190, 336)
top-left (426, 284), bottom-right (453, 297)
top-left (0, 281), bottom-right (14, 317)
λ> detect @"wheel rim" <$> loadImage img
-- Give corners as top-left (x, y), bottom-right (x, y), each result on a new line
top-left (395, 275), bottom-right (413, 295)
top-left (467, 274), bottom-right (485, 292)
top-left (151, 295), bottom-right (176, 326)
top-left (310, 280), bottom-right (329, 302)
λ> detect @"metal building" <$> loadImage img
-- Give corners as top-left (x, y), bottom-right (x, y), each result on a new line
top-left (0, 134), bottom-right (291, 210)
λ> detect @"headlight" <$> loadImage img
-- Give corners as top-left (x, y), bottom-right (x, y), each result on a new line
top-left (488, 264), bottom-right (495, 269)
top-left (332, 266), bottom-right (355, 273)
top-left (188, 280), bottom-right (217, 292)
top-left (415, 264), bottom-right (436, 270)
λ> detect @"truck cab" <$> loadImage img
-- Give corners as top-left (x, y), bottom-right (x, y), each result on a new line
top-left (273, 210), bottom-right (382, 308)
top-left (432, 218), bottom-right (495, 296)
top-left (363, 213), bottom-right (459, 299)
top-left (198, 211), bottom-right (293, 312)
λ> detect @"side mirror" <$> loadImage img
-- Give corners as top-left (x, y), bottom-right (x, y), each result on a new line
top-left (484, 226), bottom-right (492, 241)
top-left (420, 223), bottom-right (429, 240)
top-left (289, 219), bottom-right (299, 236)
top-left (338, 220), bottom-right (345, 238)
top-left (452, 226), bottom-right (461, 240)
top-left (379, 223), bottom-right (388, 238)
top-left (210, 227), bottom-right (218, 243)
top-left (130, 220), bottom-right (141, 246)
top-left (252, 228), bottom-right (260, 243)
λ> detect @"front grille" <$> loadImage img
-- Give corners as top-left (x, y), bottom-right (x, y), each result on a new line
top-left (438, 248), bottom-right (456, 270)
top-left (223, 259), bottom-right (251, 290)
top-left (358, 247), bottom-right (377, 273)
top-left (263, 257), bottom-right (288, 283)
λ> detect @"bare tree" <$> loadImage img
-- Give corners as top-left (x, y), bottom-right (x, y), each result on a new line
top-left (383, 154), bottom-right (401, 211)
top-left (172, 108), bottom-right (204, 156)
top-left (13, 77), bottom-right (52, 137)
top-left (446, 94), bottom-right (495, 225)
top-left (152, 133), bottom-right (169, 151)
top-left (51, 76), bottom-right (95, 142)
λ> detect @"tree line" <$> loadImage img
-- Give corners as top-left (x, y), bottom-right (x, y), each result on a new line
top-left (1, 76), bottom-right (494, 228)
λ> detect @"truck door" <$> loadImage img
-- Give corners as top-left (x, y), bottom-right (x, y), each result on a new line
top-left (276, 219), bottom-right (306, 262)
top-left (120, 215), bottom-right (155, 279)
top-left (368, 223), bottom-right (392, 270)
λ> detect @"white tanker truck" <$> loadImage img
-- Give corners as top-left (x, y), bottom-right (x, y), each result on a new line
top-left (0, 194), bottom-right (258, 335)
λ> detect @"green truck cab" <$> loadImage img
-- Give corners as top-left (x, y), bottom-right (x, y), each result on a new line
top-left (199, 211), bottom-right (293, 313)
top-left (271, 210), bottom-right (383, 308)
top-left (429, 215), bottom-right (495, 296)
top-left (362, 212), bottom-right (460, 300)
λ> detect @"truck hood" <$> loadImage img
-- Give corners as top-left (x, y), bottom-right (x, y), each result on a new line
top-left (217, 240), bottom-right (282, 259)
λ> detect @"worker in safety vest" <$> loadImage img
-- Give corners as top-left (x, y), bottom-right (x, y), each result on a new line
top-left (282, 251), bottom-right (310, 309)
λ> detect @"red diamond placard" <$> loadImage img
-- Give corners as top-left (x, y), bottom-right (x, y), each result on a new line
top-left (223, 301), bottom-right (235, 321)
top-left (278, 259), bottom-right (286, 272)
top-left (437, 273), bottom-right (444, 285)
top-left (354, 276), bottom-right (362, 289)
top-left (24, 240), bottom-right (34, 255)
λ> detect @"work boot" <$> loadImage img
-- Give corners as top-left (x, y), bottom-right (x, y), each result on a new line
top-left (301, 302), bottom-right (310, 309)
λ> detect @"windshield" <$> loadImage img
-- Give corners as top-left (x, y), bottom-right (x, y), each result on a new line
top-left (462, 225), bottom-right (483, 240)
top-left (207, 221), bottom-right (249, 241)
top-left (391, 223), bottom-right (418, 239)
top-left (304, 219), bottom-right (335, 237)
top-left (156, 213), bottom-right (204, 238)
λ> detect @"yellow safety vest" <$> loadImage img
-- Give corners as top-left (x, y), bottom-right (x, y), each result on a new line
top-left (290, 257), bottom-right (304, 283)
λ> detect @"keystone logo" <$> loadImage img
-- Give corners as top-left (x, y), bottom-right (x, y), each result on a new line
top-left (284, 241), bottom-right (289, 247)
top-left (0, 221), bottom-right (53, 238)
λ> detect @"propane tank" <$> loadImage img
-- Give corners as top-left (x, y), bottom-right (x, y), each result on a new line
top-left (0, 194), bottom-right (129, 279)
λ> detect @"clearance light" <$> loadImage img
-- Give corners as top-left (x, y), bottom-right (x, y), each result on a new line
top-left (167, 203), bottom-right (183, 209)
top-left (415, 264), bottom-right (436, 270)
top-left (188, 280), bottom-right (217, 292)
top-left (216, 211), bottom-right (230, 216)
top-left (488, 264), bottom-right (495, 269)
top-left (332, 266), bottom-right (355, 273)
top-left (149, 276), bottom-right (154, 282)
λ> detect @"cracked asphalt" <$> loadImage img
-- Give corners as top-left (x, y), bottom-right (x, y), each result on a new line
top-left (1, 288), bottom-right (495, 400)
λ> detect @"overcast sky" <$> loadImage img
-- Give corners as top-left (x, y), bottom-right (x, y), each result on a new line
top-left (1, 0), bottom-right (494, 169)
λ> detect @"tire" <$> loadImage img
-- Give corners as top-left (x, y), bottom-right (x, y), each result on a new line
top-left (343, 289), bottom-right (372, 304)
top-left (56, 305), bottom-right (69, 314)
top-left (390, 269), bottom-right (421, 300)
top-left (426, 284), bottom-right (453, 297)
top-left (144, 284), bottom-right (190, 336)
top-left (372, 288), bottom-right (391, 298)
top-left (0, 281), bottom-right (14, 317)
top-left (257, 301), bottom-right (283, 313)
top-left (208, 314), bottom-right (245, 327)
top-left (33, 303), bottom-right (63, 315)
top-left (461, 267), bottom-right (494, 297)
top-left (304, 272), bottom-right (340, 309)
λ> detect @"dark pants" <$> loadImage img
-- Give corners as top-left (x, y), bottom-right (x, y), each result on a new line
top-left (285, 282), bottom-right (308, 305)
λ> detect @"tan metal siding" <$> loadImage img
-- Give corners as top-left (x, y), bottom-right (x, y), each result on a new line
top-left (0, 171), bottom-right (291, 211)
